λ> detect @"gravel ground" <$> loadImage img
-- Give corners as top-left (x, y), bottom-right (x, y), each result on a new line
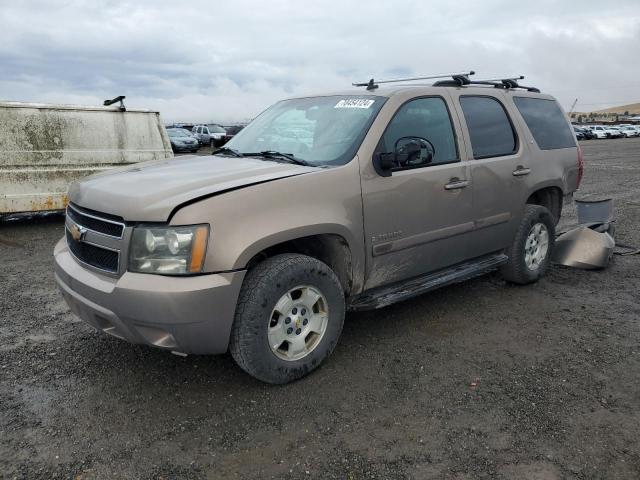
top-left (1, 138), bottom-right (639, 479)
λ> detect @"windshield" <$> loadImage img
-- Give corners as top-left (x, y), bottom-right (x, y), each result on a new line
top-left (208, 124), bottom-right (226, 133)
top-left (226, 95), bottom-right (386, 166)
top-left (167, 129), bottom-right (189, 137)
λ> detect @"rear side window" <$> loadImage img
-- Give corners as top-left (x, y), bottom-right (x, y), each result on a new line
top-left (459, 96), bottom-right (517, 158)
top-left (513, 97), bottom-right (576, 150)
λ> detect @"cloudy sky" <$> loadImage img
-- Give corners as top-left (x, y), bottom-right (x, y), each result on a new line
top-left (1, 0), bottom-right (639, 123)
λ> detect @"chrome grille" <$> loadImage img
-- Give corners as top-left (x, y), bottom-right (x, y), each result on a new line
top-left (66, 229), bottom-right (120, 273)
top-left (65, 204), bottom-right (126, 275)
top-left (66, 204), bottom-right (124, 238)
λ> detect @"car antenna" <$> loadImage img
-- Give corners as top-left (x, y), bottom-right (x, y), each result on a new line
top-left (352, 71), bottom-right (475, 91)
top-left (103, 95), bottom-right (126, 111)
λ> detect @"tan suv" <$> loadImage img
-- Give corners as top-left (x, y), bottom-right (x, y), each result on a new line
top-left (54, 73), bottom-right (583, 384)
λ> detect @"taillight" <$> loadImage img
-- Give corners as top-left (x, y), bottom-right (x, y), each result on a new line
top-left (576, 144), bottom-right (584, 189)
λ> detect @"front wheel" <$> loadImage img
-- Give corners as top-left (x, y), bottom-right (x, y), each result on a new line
top-left (501, 205), bottom-right (555, 285)
top-left (229, 254), bottom-right (345, 384)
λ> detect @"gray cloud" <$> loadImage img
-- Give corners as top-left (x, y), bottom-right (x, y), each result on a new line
top-left (1, 0), bottom-right (639, 122)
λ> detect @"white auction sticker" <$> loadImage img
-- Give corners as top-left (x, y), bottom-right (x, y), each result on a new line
top-left (334, 99), bottom-right (375, 109)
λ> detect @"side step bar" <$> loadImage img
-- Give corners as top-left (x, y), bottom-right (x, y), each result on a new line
top-left (348, 253), bottom-right (508, 311)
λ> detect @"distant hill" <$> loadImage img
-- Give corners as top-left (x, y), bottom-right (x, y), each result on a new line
top-left (572, 102), bottom-right (640, 121)
top-left (593, 103), bottom-right (640, 115)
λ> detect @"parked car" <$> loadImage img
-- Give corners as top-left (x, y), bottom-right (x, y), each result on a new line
top-left (207, 124), bottom-right (228, 147)
top-left (574, 126), bottom-right (594, 140)
top-left (619, 125), bottom-right (639, 137)
top-left (607, 126), bottom-right (624, 138)
top-left (55, 79), bottom-right (582, 384)
top-left (192, 124), bottom-right (226, 146)
top-left (590, 125), bottom-right (610, 139)
top-left (167, 128), bottom-right (199, 153)
top-left (582, 127), bottom-right (595, 139)
top-left (221, 125), bottom-right (244, 145)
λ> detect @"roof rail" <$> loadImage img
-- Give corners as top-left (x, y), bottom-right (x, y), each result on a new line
top-left (352, 71), bottom-right (475, 91)
top-left (434, 75), bottom-right (540, 92)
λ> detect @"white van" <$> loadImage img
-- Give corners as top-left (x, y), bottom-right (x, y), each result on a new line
top-left (1, 101), bottom-right (172, 215)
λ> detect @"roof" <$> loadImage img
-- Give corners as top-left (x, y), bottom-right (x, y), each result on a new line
top-left (290, 84), bottom-right (554, 100)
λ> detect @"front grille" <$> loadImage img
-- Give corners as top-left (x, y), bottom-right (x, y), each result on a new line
top-left (66, 229), bottom-right (119, 273)
top-left (66, 204), bottom-right (124, 238)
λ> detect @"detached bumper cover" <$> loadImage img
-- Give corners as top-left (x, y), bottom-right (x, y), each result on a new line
top-left (552, 226), bottom-right (615, 270)
top-left (54, 238), bottom-right (246, 354)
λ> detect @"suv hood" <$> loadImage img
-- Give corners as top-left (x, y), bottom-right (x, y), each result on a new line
top-left (68, 155), bottom-right (317, 221)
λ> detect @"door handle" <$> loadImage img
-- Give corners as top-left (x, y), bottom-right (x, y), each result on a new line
top-left (444, 178), bottom-right (470, 190)
top-left (512, 166), bottom-right (531, 177)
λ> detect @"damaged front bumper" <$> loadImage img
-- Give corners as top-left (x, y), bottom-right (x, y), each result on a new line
top-left (54, 237), bottom-right (246, 354)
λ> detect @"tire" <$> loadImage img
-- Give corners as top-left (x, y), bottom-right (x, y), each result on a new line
top-left (229, 254), bottom-right (345, 384)
top-left (501, 205), bottom-right (555, 285)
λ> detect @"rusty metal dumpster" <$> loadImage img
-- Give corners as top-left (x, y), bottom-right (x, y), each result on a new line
top-left (0, 101), bottom-right (173, 215)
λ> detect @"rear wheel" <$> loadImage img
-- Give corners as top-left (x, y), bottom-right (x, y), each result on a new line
top-left (501, 205), bottom-right (555, 285)
top-left (229, 254), bottom-right (345, 384)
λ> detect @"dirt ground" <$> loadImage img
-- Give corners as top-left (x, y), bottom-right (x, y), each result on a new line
top-left (1, 138), bottom-right (639, 480)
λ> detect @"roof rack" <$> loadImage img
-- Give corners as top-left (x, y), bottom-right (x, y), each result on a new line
top-left (352, 71), bottom-right (540, 93)
top-left (352, 71), bottom-right (475, 91)
top-left (433, 75), bottom-right (540, 92)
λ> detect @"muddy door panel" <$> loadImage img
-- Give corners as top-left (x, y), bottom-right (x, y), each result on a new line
top-left (359, 96), bottom-right (476, 290)
top-left (469, 156), bottom-right (528, 252)
top-left (362, 163), bottom-right (474, 290)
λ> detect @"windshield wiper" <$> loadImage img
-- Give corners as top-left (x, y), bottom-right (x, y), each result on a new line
top-left (212, 147), bottom-right (243, 157)
top-left (242, 151), bottom-right (310, 166)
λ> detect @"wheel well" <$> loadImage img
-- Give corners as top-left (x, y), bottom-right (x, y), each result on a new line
top-left (246, 234), bottom-right (353, 295)
top-left (526, 187), bottom-right (563, 224)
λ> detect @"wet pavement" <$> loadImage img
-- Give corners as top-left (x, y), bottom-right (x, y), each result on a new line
top-left (1, 138), bottom-right (639, 479)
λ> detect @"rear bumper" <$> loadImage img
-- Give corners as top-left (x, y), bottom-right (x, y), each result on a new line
top-left (54, 237), bottom-right (246, 354)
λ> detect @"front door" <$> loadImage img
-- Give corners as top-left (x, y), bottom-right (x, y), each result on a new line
top-left (201, 127), bottom-right (211, 145)
top-left (360, 96), bottom-right (476, 290)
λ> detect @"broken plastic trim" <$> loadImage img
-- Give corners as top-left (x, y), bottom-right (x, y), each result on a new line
top-left (553, 199), bottom-right (617, 269)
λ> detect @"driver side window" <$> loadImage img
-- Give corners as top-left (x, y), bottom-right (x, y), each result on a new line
top-left (380, 97), bottom-right (458, 169)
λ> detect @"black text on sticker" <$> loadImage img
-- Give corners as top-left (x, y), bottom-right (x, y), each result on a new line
top-left (334, 99), bottom-right (375, 109)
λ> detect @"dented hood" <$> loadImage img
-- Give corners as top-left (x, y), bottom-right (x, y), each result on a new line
top-left (68, 154), bottom-right (317, 221)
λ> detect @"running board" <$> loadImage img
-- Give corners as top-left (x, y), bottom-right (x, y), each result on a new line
top-left (348, 253), bottom-right (508, 311)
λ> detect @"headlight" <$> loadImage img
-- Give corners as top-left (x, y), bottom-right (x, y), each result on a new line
top-left (129, 224), bottom-right (209, 275)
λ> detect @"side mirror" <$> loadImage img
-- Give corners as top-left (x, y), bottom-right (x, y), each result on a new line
top-left (395, 137), bottom-right (434, 166)
top-left (373, 136), bottom-right (435, 177)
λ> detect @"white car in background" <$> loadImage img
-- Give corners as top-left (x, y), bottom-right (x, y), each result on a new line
top-left (619, 125), bottom-right (639, 137)
top-left (607, 126), bottom-right (624, 138)
top-left (590, 125), bottom-right (610, 139)
top-left (192, 124), bottom-right (227, 147)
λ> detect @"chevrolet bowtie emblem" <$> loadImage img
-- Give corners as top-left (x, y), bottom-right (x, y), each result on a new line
top-left (70, 223), bottom-right (87, 242)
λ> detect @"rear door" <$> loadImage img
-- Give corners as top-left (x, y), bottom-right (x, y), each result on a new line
top-left (449, 92), bottom-right (530, 255)
top-left (360, 95), bottom-right (476, 290)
